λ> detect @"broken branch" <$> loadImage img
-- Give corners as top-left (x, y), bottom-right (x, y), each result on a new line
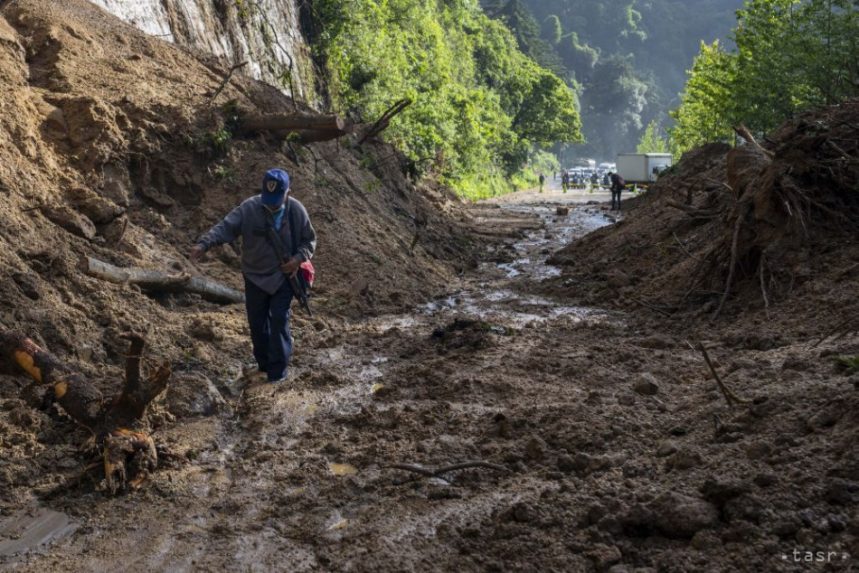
top-left (690, 341), bottom-right (747, 407)
top-left (0, 330), bottom-right (172, 493)
top-left (84, 256), bottom-right (244, 304)
top-left (206, 60), bottom-right (248, 106)
top-left (389, 460), bottom-right (508, 482)
top-left (358, 98), bottom-right (412, 145)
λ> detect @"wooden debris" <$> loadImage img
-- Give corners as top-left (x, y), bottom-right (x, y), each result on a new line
top-left (83, 256), bottom-right (244, 304)
top-left (389, 460), bottom-right (509, 483)
top-left (238, 112), bottom-right (351, 142)
top-left (0, 330), bottom-right (171, 493)
top-left (206, 60), bottom-right (248, 106)
top-left (358, 98), bottom-right (412, 145)
top-left (689, 341), bottom-right (747, 407)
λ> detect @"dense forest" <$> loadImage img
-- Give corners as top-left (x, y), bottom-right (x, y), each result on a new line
top-left (672, 0), bottom-right (859, 153)
top-left (309, 0), bottom-right (582, 198)
top-left (306, 0), bottom-right (857, 196)
top-left (482, 0), bottom-right (744, 162)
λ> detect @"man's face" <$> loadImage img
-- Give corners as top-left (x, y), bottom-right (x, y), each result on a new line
top-left (264, 192), bottom-right (287, 213)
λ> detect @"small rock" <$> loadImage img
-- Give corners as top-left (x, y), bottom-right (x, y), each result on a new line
top-left (753, 473), bottom-right (778, 488)
top-left (772, 515), bottom-right (802, 538)
top-left (700, 477), bottom-right (751, 507)
top-left (556, 206), bottom-right (570, 216)
top-left (745, 441), bottom-right (773, 461)
top-left (828, 515), bottom-right (847, 532)
top-left (524, 436), bottom-right (547, 461)
top-left (668, 450), bottom-right (702, 471)
top-left (656, 441), bottom-right (678, 457)
top-left (587, 544), bottom-right (621, 570)
top-left (724, 494), bottom-right (767, 524)
top-left (808, 408), bottom-right (842, 429)
top-left (690, 530), bottom-right (722, 550)
top-left (824, 478), bottom-right (857, 505)
top-left (166, 372), bottom-right (228, 417)
top-left (617, 394), bottom-right (635, 406)
top-left (633, 374), bottom-right (659, 396)
top-left (511, 502), bottom-right (535, 523)
top-left (649, 492), bottom-right (720, 538)
top-left (557, 455), bottom-right (577, 473)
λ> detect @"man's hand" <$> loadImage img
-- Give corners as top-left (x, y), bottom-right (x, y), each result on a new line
top-left (280, 256), bottom-right (301, 274)
top-left (190, 244), bottom-right (206, 262)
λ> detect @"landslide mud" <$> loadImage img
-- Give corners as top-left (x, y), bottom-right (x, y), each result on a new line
top-left (0, 1), bottom-right (857, 571)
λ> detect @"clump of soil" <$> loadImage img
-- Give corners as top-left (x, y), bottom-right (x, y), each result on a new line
top-left (548, 102), bottom-right (859, 335)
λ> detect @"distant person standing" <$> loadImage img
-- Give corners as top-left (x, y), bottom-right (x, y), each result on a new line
top-left (538, 173), bottom-right (545, 193)
top-left (609, 171), bottom-right (625, 211)
top-left (561, 171), bottom-right (569, 193)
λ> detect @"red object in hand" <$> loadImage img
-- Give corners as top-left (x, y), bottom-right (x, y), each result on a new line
top-left (300, 261), bottom-right (315, 287)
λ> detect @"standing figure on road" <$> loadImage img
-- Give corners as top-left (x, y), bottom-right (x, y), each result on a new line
top-left (538, 173), bottom-right (546, 193)
top-left (609, 171), bottom-right (625, 211)
top-left (190, 168), bottom-right (317, 383)
top-left (561, 170), bottom-right (569, 193)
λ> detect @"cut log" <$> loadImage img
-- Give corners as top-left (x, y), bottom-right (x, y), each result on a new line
top-left (0, 331), bottom-right (103, 428)
top-left (83, 256), bottom-right (244, 304)
top-left (239, 113), bottom-right (349, 135)
top-left (0, 330), bottom-right (171, 493)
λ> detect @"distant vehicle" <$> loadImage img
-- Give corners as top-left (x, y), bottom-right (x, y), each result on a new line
top-left (598, 162), bottom-right (616, 172)
top-left (616, 153), bottom-right (672, 184)
top-left (570, 158), bottom-right (596, 170)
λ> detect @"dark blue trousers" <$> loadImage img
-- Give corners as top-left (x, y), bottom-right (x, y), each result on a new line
top-left (244, 276), bottom-right (294, 382)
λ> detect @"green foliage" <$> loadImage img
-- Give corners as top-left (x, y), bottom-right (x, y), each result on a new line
top-left (672, 0), bottom-right (859, 154)
top-left (669, 40), bottom-right (736, 153)
top-left (636, 120), bottom-right (669, 153)
top-left (542, 15), bottom-right (563, 45)
top-left (835, 355), bottom-right (859, 375)
top-left (207, 127), bottom-right (233, 157)
top-left (490, 0), bottom-right (746, 162)
top-left (313, 0), bottom-right (582, 199)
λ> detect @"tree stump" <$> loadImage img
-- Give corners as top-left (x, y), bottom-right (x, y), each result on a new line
top-left (0, 330), bottom-right (171, 494)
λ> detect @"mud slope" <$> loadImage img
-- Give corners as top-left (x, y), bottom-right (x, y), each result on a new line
top-left (0, 0), bottom-right (474, 522)
top-left (0, 0), bottom-right (475, 366)
top-left (548, 102), bottom-right (859, 336)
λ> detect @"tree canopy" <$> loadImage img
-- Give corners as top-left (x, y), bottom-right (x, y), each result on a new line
top-left (484, 0), bottom-right (744, 162)
top-left (312, 0), bottom-right (582, 198)
top-left (671, 0), bottom-right (859, 154)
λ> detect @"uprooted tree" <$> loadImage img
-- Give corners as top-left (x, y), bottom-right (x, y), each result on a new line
top-left (681, 107), bottom-right (859, 318)
top-left (0, 330), bottom-right (170, 494)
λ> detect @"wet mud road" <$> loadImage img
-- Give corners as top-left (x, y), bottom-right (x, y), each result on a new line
top-left (6, 192), bottom-right (853, 573)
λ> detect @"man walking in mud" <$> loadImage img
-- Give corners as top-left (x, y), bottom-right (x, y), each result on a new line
top-left (190, 168), bottom-right (316, 383)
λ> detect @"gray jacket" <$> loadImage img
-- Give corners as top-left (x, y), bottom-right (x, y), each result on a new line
top-left (197, 195), bottom-right (316, 294)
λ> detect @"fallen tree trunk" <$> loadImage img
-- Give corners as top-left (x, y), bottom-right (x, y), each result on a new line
top-left (238, 112), bottom-right (351, 140)
top-left (83, 256), bottom-right (244, 304)
top-left (0, 331), bottom-right (170, 493)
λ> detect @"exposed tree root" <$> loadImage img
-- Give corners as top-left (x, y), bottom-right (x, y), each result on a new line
top-left (0, 330), bottom-right (171, 494)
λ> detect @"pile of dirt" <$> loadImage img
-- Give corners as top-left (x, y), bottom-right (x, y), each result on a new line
top-left (0, 0), bottom-right (475, 501)
top-left (548, 102), bottom-right (859, 335)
